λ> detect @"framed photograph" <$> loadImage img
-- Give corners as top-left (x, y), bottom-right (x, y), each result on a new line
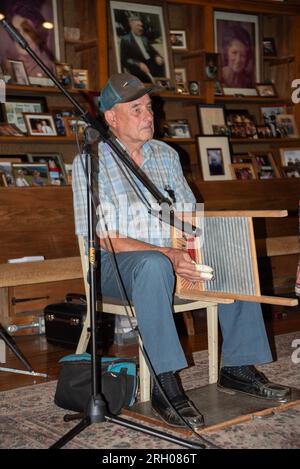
top-left (260, 105), bottom-right (286, 136)
top-left (0, 0), bottom-right (60, 80)
top-left (279, 148), bottom-right (300, 166)
top-left (62, 117), bottom-right (87, 137)
top-left (23, 113), bottom-right (57, 136)
top-left (165, 119), bottom-right (191, 138)
top-left (0, 122), bottom-right (23, 136)
top-left (225, 109), bottom-right (257, 138)
top-left (188, 81), bottom-right (200, 96)
top-left (199, 52), bottom-right (220, 81)
top-left (12, 163), bottom-right (50, 187)
top-left (249, 151), bottom-right (280, 179)
top-left (1, 96), bottom-right (46, 133)
top-left (55, 63), bottom-right (73, 88)
top-left (154, 79), bottom-right (172, 90)
top-left (174, 67), bottom-right (187, 85)
top-left (256, 83), bottom-right (277, 97)
top-left (281, 165), bottom-right (300, 178)
top-left (28, 153), bottom-right (67, 186)
top-left (0, 161), bottom-right (15, 185)
top-left (197, 136), bottom-right (232, 181)
top-left (6, 59), bottom-right (29, 85)
top-left (72, 69), bottom-right (89, 90)
top-left (170, 30), bottom-right (187, 50)
top-left (110, 1), bottom-right (172, 83)
top-left (230, 163), bottom-right (257, 180)
top-left (198, 104), bottom-right (225, 135)
top-left (212, 124), bottom-right (230, 136)
top-left (214, 11), bottom-right (260, 96)
top-left (214, 80), bottom-right (223, 96)
top-left (262, 38), bottom-right (277, 57)
top-left (256, 124), bottom-right (273, 138)
top-left (176, 83), bottom-right (189, 95)
top-left (276, 114), bottom-right (299, 138)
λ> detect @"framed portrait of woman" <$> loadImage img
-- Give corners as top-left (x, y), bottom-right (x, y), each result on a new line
top-left (109, 1), bottom-right (173, 84)
top-left (0, 0), bottom-right (60, 85)
top-left (214, 11), bottom-right (260, 96)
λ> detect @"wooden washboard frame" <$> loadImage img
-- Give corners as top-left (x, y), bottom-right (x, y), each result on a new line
top-left (172, 210), bottom-right (298, 307)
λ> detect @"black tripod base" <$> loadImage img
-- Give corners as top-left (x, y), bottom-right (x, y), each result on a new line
top-left (50, 410), bottom-right (205, 449)
top-left (0, 323), bottom-right (32, 371)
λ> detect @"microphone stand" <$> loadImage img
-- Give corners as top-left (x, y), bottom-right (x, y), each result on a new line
top-left (0, 19), bottom-right (204, 450)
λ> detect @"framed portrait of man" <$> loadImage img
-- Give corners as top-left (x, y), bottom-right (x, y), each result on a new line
top-left (214, 11), bottom-right (260, 96)
top-left (110, 1), bottom-right (173, 84)
top-left (0, 0), bottom-right (60, 85)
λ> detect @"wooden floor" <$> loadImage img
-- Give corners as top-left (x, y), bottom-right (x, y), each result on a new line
top-left (1, 308), bottom-right (300, 393)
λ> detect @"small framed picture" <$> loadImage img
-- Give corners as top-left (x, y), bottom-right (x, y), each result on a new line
top-left (1, 96), bottom-right (47, 134)
top-left (55, 63), bottom-right (73, 88)
top-left (249, 151), bottom-right (280, 179)
top-left (230, 163), bottom-right (257, 180)
top-left (276, 114), bottom-right (299, 138)
top-left (170, 30), bottom-right (187, 50)
top-left (279, 147), bottom-right (300, 166)
top-left (176, 83), bottom-right (189, 95)
top-left (281, 165), bottom-right (300, 178)
top-left (198, 104), bottom-right (225, 135)
top-left (212, 124), bottom-right (230, 136)
top-left (197, 136), bottom-right (232, 181)
top-left (262, 38), bottom-right (277, 57)
top-left (256, 83), bottom-right (277, 97)
top-left (62, 117), bottom-right (88, 137)
top-left (174, 68), bottom-right (187, 85)
top-left (202, 52), bottom-right (220, 81)
top-left (154, 79), bottom-right (172, 90)
top-left (72, 69), bottom-right (89, 89)
top-left (188, 81), bottom-right (200, 96)
top-left (12, 163), bottom-right (50, 187)
top-left (23, 113), bottom-right (57, 136)
top-left (256, 125), bottom-right (273, 138)
top-left (0, 162), bottom-right (14, 186)
top-left (166, 119), bottom-right (191, 138)
top-left (214, 80), bottom-right (223, 96)
top-left (28, 153), bottom-right (67, 186)
top-left (6, 59), bottom-right (29, 85)
top-left (0, 123), bottom-right (23, 136)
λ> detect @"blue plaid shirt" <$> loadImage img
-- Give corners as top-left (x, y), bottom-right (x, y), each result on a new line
top-left (72, 139), bottom-right (196, 248)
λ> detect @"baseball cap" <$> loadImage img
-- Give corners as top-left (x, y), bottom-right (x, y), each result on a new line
top-left (99, 73), bottom-right (153, 112)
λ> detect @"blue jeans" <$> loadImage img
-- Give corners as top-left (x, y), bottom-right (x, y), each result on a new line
top-left (100, 250), bottom-right (272, 374)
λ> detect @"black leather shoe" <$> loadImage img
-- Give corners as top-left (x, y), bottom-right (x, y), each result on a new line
top-left (218, 365), bottom-right (291, 402)
top-left (151, 392), bottom-right (205, 430)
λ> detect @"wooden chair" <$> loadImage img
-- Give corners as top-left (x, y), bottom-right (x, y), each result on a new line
top-left (75, 236), bottom-right (233, 402)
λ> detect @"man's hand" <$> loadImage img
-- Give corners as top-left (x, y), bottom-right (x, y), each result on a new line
top-left (164, 248), bottom-right (213, 283)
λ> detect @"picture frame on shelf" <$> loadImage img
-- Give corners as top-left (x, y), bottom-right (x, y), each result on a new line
top-left (154, 79), bottom-right (172, 90)
top-left (176, 83), bottom-right (189, 95)
top-left (110, 1), bottom-right (172, 83)
top-left (12, 163), bottom-right (50, 187)
top-left (249, 151), bottom-right (280, 179)
top-left (214, 11), bottom-right (260, 96)
top-left (188, 81), bottom-right (200, 96)
top-left (198, 104), bottom-right (225, 135)
top-left (174, 67), bottom-right (187, 85)
top-left (262, 38), bottom-right (277, 57)
top-left (230, 163), bottom-right (257, 180)
top-left (72, 69), bottom-right (89, 90)
top-left (55, 63), bottom-right (73, 88)
top-left (214, 80), bottom-right (223, 96)
top-left (169, 30), bottom-right (187, 50)
top-left (6, 59), bottom-right (30, 85)
top-left (0, 161), bottom-right (15, 186)
top-left (212, 124), bottom-right (230, 136)
top-left (197, 136), bottom-right (232, 181)
top-left (260, 105), bottom-right (286, 136)
top-left (0, 0), bottom-right (60, 81)
top-left (276, 114), bottom-right (299, 138)
top-left (256, 83), bottom-right (277, 97)
top-left (28, 153), bottom-right (67, 186)
top-left (256, 125), bottom-right (273, 138)
top-left (23, 113), bottom-right (57, 136)
top-left (200, 52), bottom-right (220, 81)
top-left (281, 165), bottom-right (300, 178)
top-left (1, 96), bottom-right (47, 134)
top-left (0, 122), bottom-right (23, 136)
top-left (165, 119), bottom-right (191, 138)
top-left (279, 147), bottom-right (300, 166)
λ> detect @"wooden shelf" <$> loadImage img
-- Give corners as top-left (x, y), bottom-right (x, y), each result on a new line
top-left (215, 96), bottom-right (290, 104)
top-left (230, 137), bottom-right (300, 144)
top-left (6, 84), bottom-right (95, 95)
top-left (0, 136), bottom-right (77, 143)
top-left (161, 137), bottom-right (195, 144)
top-left (263, 55), bottom-right (295, 66)
top-left (152, 92), bottom-right (204, 103)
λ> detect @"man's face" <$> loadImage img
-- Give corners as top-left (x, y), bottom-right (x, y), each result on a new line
top-left (130, 19), bottom-right (144, 36)
top-left (107, 94), bottom-right (154, 147)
